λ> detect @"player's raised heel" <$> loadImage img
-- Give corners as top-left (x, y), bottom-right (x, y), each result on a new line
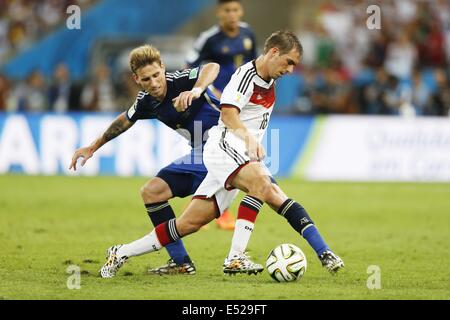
top-left (99, 245), bottom-right (128, 278)
top-left (319, 250), bottom-right (344, 274)
top-left (148, 259), bottom-right (196, 275)
top-left (223, 252), bottom-right (264, 275)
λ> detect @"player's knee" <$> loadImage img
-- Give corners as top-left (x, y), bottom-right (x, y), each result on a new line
top-left (140, 184), bottom-right (153, 202)
top-left (140, 180), bottom-right (169, 204)
top-left (261, 183), bottom-right (282, 206)
top-left (248, 176), bottom-right (273, 202)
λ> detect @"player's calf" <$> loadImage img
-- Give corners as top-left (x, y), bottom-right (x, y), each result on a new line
top-left (277, 198), bottom-right (344, 273)
top-left (141, 178), bottom-right (193, 266)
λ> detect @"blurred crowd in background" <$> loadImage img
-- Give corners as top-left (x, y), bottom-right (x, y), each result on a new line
top-left (0, 0), bottom-right (96, 63)
top-left (0, 0), bottom-right (449, 116)
top-left (295, 0), bottom-right (450, 116)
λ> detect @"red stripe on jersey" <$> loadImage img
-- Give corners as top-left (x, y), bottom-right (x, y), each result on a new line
top-left (250, 84), bottom-right (275, 108)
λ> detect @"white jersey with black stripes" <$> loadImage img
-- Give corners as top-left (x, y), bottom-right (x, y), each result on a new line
top-left (192, 61), bottom-right (275, 206)
top-left (216, 60), bottom-right (276, 142)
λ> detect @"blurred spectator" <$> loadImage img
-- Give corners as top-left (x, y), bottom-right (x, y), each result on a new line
top-left (48, 63), bottom-right (82, 112)
top-left (81, 64), bottom-right (117, 112)
top-left (7, 0), bottom-right (35, 51)
top-left (419, 20), bottom-right (446, 68)
top-left (296, 20), bottom-right (317, 67)
top-left (0, 74), bottom-right (11, 111)
top-left (38, 0), bottom-right (66, 32)
top-left (384, 31), bottom-right (417, 80)
top-left (8, 20), bottom-right (29, 52)
top-left (0, 9), bottom-right (10, 63)
top-left (430, 69), bottom-right (450, 116)
top-left (114, 70), bottom-right (140, 111)
top-left (314, 25), bottom-right (336, 69)
top-left (361, 68), bottom-right (389, 115)
top-left (310, 68), bottom-right (355, 114)
top-left (318, 2), bottom-right (352, 49)
top-left (403, 68), bottom-right (432, 115)
top-left (380, 73), bottom-right (415, 116)
top-left (294, 67), bottom-right (315, 114)
top-left (394, 0), bottom-right (418, 25)
top-left (365, 32), bottom-right (388, 69)
top-left (337, 1), bottom-right (371, 77)
top-left (14, 70), bottom-right (48, 112)
top-left (27, 70), bottom-right (49, 112)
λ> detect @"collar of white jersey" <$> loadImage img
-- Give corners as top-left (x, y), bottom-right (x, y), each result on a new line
top-left (251, 60), bottom-right (274, 86)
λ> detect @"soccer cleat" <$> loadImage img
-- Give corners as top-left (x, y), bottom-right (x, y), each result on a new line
top-left (319, 250), bottom-right (344, 274)
top-left (216, 209), bottom-right (235, 230)
top-left (223, 252), bottom-right (264, 275)
top-left (99, 245), bottom-right (128, 278)
top-left (147, 259), bottom-right (196, 275)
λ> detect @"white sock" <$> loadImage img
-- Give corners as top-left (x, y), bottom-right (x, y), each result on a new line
top-left (116, 230), bottom-right (162, 258)
top-left (228, 219), bottom-right (255, 259)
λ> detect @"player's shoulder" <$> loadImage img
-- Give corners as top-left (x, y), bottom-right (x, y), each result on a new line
top-left (238, 22), bottom-right (253, 32)
top-left (166, 68), bottom-right (198, 83)
top-left (239, 22), bottom-right (255, 39)
top-left (127, 90), bottom-right (151, 119)
top-left (234, 60), bottom-right (256, 78)
top-left (227, 61), bottom-right (257, 93)
top-left (132, 90), bottom-right (151, 108)
top-left (195, 25), bottom-right (221, 45)
top-left (136, 90), bottom-right (150, 102)
top-left (166, 69), bottom-right (191, 79)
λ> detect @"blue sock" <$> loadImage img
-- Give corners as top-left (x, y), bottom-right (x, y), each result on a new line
top-left (278, 199), bottom-right (329, 256)
top-left (302, 225), bottom-right (329, 256)
top-left (146, 202), bottom-right (191, 264)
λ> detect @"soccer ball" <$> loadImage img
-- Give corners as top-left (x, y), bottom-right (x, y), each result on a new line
top-left (266, 243), bottom-right (307, 282)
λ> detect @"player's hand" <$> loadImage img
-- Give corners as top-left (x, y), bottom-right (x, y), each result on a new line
top-left (69, 147), bottom-right (94, 171)
top-left (245, 136), bottom-right (265, 161)
top-left (172, 87), bottom-right (203, 112)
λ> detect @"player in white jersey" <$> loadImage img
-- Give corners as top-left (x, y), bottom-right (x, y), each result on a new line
top-left (196, 58), bottom-right (276, 201)
top-left (100, 31), bottom-right (344, 278)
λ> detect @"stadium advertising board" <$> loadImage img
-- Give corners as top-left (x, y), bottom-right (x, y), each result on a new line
top-left (0, 113), bottom-right (191, 176)
top-left (297, 116), bottom-right (450, 182)
top-left (0, 113), bottom-right (313, 177)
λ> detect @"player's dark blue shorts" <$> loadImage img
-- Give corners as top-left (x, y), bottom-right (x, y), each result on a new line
top-left (156, 148), bottom-right (207, 198)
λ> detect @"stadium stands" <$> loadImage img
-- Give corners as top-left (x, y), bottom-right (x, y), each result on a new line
top-left (0, 0), bottom-right (449, 115)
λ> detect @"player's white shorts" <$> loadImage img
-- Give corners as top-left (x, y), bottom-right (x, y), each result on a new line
top-left (194, 127), bottom-right (271, 215)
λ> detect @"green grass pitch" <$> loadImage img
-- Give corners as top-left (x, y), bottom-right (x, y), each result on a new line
top-left (1, 175), bottom-right (449, 300)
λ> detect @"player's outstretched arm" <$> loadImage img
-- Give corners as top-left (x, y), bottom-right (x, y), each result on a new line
top-left (221, 106), bottom-right (265, 161)
top-left (69, 112), bottom-right (134, 171)
top-left (172, 62), bottom-right (220, 112)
